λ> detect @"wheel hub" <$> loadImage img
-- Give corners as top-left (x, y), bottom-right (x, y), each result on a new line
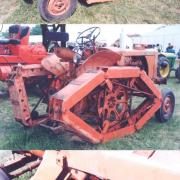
top-left (160, 64), bottom-right (170, 78)
top-left (98, 85), bottom-right (128, 122)
top-left (163, 96), bottom-right (172, 115)
top-left (108, 96), bottom-right (116, 108)
top-left (47, 0), bottom-right (70, 16)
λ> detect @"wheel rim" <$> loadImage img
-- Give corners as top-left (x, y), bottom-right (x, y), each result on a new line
top-left (162, 96), bottom-right (173, 117)
top-left (97, 85), bottom-right (128, 122)
top-left (47, 0), bottom-right (70, 16)
top-left (160, 64), bottom-right (170, 78)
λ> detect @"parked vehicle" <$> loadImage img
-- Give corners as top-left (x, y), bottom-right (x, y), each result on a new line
top-left (24, 0), bottom-right (113, 22)
top-left (158, 52), bottom-right (177, 78)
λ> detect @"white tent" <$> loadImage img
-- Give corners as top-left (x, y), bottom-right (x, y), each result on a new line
top-left (130, 25), bottom-right (180, 52)
top-left (29, 35), bottom-right (42, 44)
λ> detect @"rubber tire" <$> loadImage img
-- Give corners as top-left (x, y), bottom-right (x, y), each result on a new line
top-left (0, 169), bottom-right (10, 180)
top-left (155, 89), bottom-right (175, 123)
top-left (175, 67), bottom-right (180, 82)
top-left (157, 56), bottom-right (170, 79)
top-left (38, 0), bottom-right (78, 22)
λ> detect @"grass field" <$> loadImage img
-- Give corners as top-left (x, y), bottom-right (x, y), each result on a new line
top-left (0, 0), bottom-right (19, 23)
top-left (0, 65), bottom-right (180, 150)
top-left (4, 0), bottom-right (180, 23)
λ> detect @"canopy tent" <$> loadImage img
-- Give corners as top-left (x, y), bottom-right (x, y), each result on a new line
top-left (130, 25), bottom-right (180, 52)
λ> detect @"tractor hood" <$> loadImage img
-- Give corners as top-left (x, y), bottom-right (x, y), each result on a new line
top-left (160, 52), bottom-right (177, 58)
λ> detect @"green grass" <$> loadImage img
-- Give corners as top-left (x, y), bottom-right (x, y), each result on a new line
top-left (0, 65), bottom-right (180, 150)
top-left (4, 0), bottom-right (180, 23)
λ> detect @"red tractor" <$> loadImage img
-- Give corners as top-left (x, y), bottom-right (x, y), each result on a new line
top-left (0, 25), bottom-right (47, 81)
top-left (24, 0), bottom-right (113, 22)
top-left (0, 24), bottom-right (70, 81)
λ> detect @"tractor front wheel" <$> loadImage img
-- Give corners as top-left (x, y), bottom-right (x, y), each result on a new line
top-left (156, 89), bottom-right (175, 123)
top-left (38, 0), bottom-right (78, 22)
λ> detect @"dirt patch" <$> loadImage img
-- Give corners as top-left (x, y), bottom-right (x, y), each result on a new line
top-left (0, 0), bottom-right (19, 23)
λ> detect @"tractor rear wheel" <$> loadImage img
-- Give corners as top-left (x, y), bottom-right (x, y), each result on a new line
top-left (156, 89), bottom-right (175, 123)
top-left (38, 0), bottom-right (78, 22)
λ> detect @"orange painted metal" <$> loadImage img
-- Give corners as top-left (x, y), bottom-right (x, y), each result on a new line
top-left (0, 66), bottom-right (12, 81)
top-left (47, 0), bottom-right (71, 16)
top-left (29, 150), bottom-right (45, 157)
top-left (8, 64), bottom-right (50, 126)
top-left (0, 25), bottom-right (47, 81)
top-left (7, 48), bottom-right (167, 143)
top-left (14, 150), bottom-right (45, 158)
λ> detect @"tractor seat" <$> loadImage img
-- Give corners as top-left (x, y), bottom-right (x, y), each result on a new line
top-left (0, 25), bottom-right (30, 45)
top-left (19, 26), bottom-right (30, 39)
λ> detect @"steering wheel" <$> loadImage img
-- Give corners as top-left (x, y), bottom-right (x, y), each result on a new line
top-left (76, 27), bottom-right (101, 46)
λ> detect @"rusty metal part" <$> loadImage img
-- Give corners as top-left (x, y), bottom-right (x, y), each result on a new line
top-left (55, 47), bottom-right (76, 62)
top-left (9, 160), bottom-right (40, 178)
top-left (1, 153), bottom-right (41, 179)
top-left (97, 85), bottom-right (128, 124)
top-left (0, 66), bottom-right (12, 81)
top-left (8, 64), bottom-right (51, 127)
top-left (41, 53), bottom-right (69, 76)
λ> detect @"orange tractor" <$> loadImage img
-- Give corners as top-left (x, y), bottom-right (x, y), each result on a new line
top-left (0, 24), bottom-right (70, 81)
top-left (24, 0), bottom-right (113, 22)
top-left (3, 26), bottom-right (175, 144)
top-left (0, 24), bottom-right (47, 81)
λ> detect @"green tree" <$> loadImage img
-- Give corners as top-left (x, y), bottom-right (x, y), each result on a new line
top-left (1, 31), bottom-right (9, 38)
top-left (31, 25), bottom-right (42, 35)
